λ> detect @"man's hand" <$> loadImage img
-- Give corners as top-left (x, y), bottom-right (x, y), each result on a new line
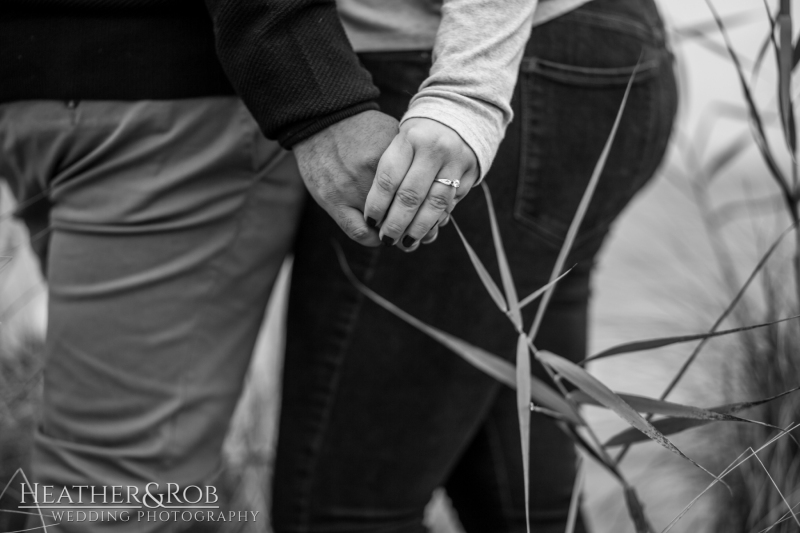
top-left (293, 111), bottom-right (399, 246)
top-left (363, 118), bottom-right (479, 251)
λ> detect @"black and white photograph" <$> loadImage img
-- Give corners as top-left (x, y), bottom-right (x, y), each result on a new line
top-left (1, 0), bottom-right (800, 532)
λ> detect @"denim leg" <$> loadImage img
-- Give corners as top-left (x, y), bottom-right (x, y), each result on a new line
top-left (275, 0), bottom-right (677, 531)
top-left (445, 275), bottom-right (591, 533)
top-left (275, 183), bottom-right (592, 533)
top-left (0, 98), bottom-right (304, 532)
top-left (446, 1), bottom-right (677, 530)
top-left (275, 195), bottom-right (517, 533)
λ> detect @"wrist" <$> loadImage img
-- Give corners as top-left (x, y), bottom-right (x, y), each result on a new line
top-left (280, 101), bottom-right (381, 150)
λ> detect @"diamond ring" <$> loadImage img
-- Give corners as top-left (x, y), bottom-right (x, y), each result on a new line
top-left (435, 178), bottom-right (460, 189)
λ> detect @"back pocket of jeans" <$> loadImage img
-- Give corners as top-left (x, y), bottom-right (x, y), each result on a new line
top-left (514, 9), bottom-right (667, 253)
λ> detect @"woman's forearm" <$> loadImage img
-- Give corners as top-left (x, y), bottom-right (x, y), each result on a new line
top-left (402, 0), bottom-right (539, 179)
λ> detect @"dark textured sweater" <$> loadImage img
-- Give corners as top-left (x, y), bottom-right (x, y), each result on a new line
top-left (0, 0), bottom-right (380, 148)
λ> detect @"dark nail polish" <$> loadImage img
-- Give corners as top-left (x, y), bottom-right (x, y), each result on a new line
top-left (366, 216), bottom-right (377, 228)
top-left (381, 235), bottom-right (394, 247)
top-left (402, 235), bottom-right (416, 248)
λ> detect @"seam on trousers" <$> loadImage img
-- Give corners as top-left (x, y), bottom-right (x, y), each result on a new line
top-left (295, 245), bottom-right (383, 531)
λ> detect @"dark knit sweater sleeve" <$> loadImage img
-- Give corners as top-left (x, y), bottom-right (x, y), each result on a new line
top-left (204, 0), bottom-right (380, 148)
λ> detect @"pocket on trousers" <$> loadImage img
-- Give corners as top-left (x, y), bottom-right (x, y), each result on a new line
top-left (514, 9), bottom-right (670, 253)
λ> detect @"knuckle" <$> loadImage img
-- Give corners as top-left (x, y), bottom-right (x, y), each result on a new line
top-left (395, 188), bottom-right (422, 209)
top-left (438, 135), bottom-right (462, 156)
top-left (427, 192), bottom-right (451, 211)
top-left (347, 225), bottom-right (370, 242)
top-left (409, 221), bottom-right (431, 237)
top-left (361, 154), bottom-right (381, 174)
top-left (375, 171), bottom-right (396, 195)
top-left (406, 127), bottom-right (439, 147)
top-left (339, 215), bottom-right (369, 242)
top-left (382, 220), bottom-right (406, 236)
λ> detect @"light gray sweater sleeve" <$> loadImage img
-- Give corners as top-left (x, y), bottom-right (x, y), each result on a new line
top-left (400, 0), bottom-right (539, 180)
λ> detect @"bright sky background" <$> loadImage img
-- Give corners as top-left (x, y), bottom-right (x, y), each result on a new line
top-left (656, 0), bottom-right (799, 161)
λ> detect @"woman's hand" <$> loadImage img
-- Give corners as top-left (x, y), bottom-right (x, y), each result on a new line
top-left (364, 118), bottom-right (479, 251)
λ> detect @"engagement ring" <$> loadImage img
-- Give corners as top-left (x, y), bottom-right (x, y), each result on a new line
top-left (435, 178), bottom-right (460, 189)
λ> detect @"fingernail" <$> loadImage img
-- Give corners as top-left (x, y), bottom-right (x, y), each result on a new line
top-left (381, 235), bottom-right (394, 247)
top-left (366, 216), bottom-right (377, 228)
top-left (402, 235), bottom-right (416, 248)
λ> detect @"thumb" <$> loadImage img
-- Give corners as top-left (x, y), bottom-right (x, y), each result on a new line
top-left (335, 205), bottom-right (382, 247)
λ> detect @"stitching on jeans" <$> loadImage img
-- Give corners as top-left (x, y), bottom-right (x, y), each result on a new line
top-left (293, 245), bottom-right (383, 531)
top-left (521, 57), bottom-right (660, 77)
top-left (514, 72), bottom-right (535, 252)
top-left (563, 9), bottom-right (663, 44)
top-left (513, 50), bottom-right (665, 252)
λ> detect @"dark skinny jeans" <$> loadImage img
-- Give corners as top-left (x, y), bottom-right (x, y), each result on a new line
top-left (273, 0), bottom-right (678, 531)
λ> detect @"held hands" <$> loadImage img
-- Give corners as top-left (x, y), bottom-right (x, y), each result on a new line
top-left (364, 118), bottom-right (479, 251)
top-left (293, 111), bottom-right (399, 247)
top-left (295, 113), bottom-right (478, 250)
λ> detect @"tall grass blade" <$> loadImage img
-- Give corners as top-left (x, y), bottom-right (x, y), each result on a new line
top-left (675, 32), bottom-right (748, 65)
top-left (0, 469), bottom-right (51, 532)
top-left (607, 418), bottom-right (720, 447)
top-left (570, 390), bottom-right (767, 422)
top-left (673, 10), bottom-right (756, 41)
top-left (481, 183), bottom-right (521, 329)
top-left (451, 218), bottom-right (507, 313)
top-left (604, 387), bottom-right (800, 446)
top-left (605, 416), bottom-right (786, 448)
top-left (752, 450), bottom-right (800, 527)
top-left (561, 421), bottom-right (655, 533)
top-left (0, 188), bottom-right (51, 225)
top-left (480, 183), bottom-right (530, 532)
top-left (582, 314), bottom-right (800, 363)
top-left (704, 0), bottom-right (791, 202)
top-left (537, 350), bottom-right (725, 485)
top-left (0, 285), bottom-right (46, 325)
top-left (559, 424), bottom-right (651, 533)
top-left (715, 384), bottom-right (800, 412)
top-left (579, 386), bottom-right (796, 445)
top-left (564, 457), bottom-right (584, 533)
top-left (756, 0), bottom-right (779, 77)
top-left (752, 21), bottom-right (775, 85)
top-left (624, 487), bottom-right (654, 533)
top-left (794, 35), bottom-right (800, 70)
top-left (760, 501), bottom-right (800, 533)
top-left (761, 0), bottom-right (796, 155)
top-left (516, 334), bottom-right (531, 533)
top-left (661, 423), bottom-right (800, 533)
top-left (776, 0), bottom-right (796, 154)
top-left (519, 266), bottom-right (575, 310)
top-left (704, 132), bottom-right (752, 183)
top-left (528, 61), bottom-right (638, 342)
top-left (559, 422), bottom-right (626, 482)
top-left (334, 243), bottom-right (583, 425)
top-left (653, 224), bottom-right (794, 401)
top-left (615, 230), bottom-right (795, 467)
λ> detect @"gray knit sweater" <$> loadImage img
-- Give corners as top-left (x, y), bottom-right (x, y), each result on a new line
top-left (339, 0), bottom-right (593, 178)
